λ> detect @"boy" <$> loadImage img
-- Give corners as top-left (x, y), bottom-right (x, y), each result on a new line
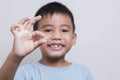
top-left (0, 2), bottom-right (93, 80)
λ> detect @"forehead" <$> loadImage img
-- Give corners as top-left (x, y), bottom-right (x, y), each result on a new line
top-left (38, 13), bottom-right (73, 27)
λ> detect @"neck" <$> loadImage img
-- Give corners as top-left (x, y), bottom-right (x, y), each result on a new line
top-left (39, 57), bottom-right (71, 68)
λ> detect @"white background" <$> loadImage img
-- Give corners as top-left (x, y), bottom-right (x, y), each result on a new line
top-left (0, 0), bottom-right (120, 80)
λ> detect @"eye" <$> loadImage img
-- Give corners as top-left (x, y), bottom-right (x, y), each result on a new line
top-left (44, 29), bottom-right (52, 32)
top-left (62, 29), bottom-right (69, 32)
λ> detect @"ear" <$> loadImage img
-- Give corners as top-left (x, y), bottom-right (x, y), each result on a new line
top-left (72, 33), bottom-right (77, 45)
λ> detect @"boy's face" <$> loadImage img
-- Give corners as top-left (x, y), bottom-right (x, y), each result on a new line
top-left (38, 13), bottom-right (77, 59)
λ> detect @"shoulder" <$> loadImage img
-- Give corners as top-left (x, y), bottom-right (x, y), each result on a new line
top-left (71, 63), bottom-right (93, 80)
top-left (14, 62), bottom-right (40, 80)
top-left (71, 63), bottom-right (89, 70)
top-left (17, 62), bottom-right (39, 71)
top-left (72, 63), bottom-right (91, 73)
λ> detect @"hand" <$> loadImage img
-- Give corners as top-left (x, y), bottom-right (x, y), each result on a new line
top-left (10, 16), bottom-right (47, 58)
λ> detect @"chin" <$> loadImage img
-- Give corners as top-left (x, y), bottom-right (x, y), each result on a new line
top-left (44, 53), bottom-right (66, 60)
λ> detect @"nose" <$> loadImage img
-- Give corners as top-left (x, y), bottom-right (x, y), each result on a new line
top-left (51, 31), bottom-right (62, 41)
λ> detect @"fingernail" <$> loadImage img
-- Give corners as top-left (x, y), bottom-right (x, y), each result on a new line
top-left (38, 15), bottom-right (41, 19)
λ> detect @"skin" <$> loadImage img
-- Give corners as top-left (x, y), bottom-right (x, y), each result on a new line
top-left (0, 14), bottom-right (77, 80)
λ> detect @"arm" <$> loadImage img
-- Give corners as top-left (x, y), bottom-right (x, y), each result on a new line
top-left (0, 16), bottom-right (46, 80)
top-left (0, 51), bottom-right (23, 80)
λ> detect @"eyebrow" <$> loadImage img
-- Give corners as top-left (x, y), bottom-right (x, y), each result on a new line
top-left (61, 24), bottom-right (71, 27)
top-left (39, 24), bottom-right (53, 29)
top-left (39, 24), bottom-right (71, 29)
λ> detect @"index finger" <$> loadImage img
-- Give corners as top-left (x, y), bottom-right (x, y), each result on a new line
top-left (18, 17), bottom-right (30, 25)
top-left (25, 15), bottom-right (41, 30)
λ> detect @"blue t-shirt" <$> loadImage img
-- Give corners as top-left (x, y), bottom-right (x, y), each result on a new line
top-left (14, 62), bottom-right (93, 80)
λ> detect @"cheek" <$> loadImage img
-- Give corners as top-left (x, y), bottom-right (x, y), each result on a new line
top-left (46, 33), bottom-right (52, 38)
top-left (64, 34), bottom-right (76, 45)
top-left (63, 35), bottom-right (73, 42)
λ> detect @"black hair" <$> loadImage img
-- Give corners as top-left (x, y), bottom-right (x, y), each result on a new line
top-left (34, 2), bottom-right (75, 33)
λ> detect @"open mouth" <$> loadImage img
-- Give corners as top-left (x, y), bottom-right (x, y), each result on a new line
top-left (47, 43), bottom-right (65, 51)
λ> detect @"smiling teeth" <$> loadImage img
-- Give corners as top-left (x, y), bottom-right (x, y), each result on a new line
top-left (51, 44), bottom-right (62, 49)
top-left (53, 45), bottom-right (60, 48)
top-left (54, 45), bottom-right (58, 48)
